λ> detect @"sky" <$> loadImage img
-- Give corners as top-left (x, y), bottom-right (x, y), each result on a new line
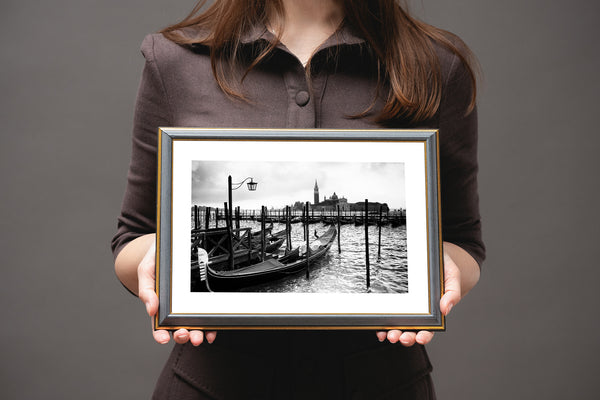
top-left (192, 161), bottom-right (406, 210)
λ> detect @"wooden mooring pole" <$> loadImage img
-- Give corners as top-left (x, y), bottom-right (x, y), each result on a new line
top-left (305, 201), bottom-right (310, 280)
top-left (224, 202), bottom-right (234, 271)
top-left (378, 205), bottom-right (382, 260)
top-left (261, 206), bottom-right (266, 261)
top-left (205, 206), bottom-right (210, 230)
top-left (302, 208), bottom-right (306, 240)
top-left (337, 204), bottom-right (341, 254)
top-left (365, 199), bottom-right (370, 289)
top-left (247, 221), bottom-right (252, 263)
top-left (286, 206), bottom-right (292, 253)
top-left (228, 175), bottom-right (233, 229)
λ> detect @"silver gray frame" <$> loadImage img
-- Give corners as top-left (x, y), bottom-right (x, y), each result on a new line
top-left (156, 128), bottom-right (444, 331)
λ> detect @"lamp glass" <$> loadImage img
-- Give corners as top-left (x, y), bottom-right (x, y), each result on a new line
top-left (247, 180), bottom-right (258, 191)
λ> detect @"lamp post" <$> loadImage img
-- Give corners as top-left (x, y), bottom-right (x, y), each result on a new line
top-left (228, 176), bottom-right (258, 227)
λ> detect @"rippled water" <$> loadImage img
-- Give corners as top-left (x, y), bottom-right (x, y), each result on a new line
top-left (220, 220), bottom-right (409, 294)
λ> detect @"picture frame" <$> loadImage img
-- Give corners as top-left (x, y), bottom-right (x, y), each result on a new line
top-left (156, 128), bottom-right (444, 331)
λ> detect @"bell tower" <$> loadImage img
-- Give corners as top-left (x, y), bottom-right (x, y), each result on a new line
top-left (314, 180), bottom-right (319, 205)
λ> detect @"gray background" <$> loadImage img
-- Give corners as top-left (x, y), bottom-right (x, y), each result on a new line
top-left (1, 0), bottom-right (598, 398)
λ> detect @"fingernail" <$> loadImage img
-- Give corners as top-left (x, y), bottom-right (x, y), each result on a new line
top-left (447, 303), bottom-right (453, 315)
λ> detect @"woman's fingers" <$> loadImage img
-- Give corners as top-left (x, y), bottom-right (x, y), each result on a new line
top-left (376, 329), bottom-right (434, 345)
top-left (374, 251), bottom-right (463, 345)
top-left (441, 251), bottom-right (462, 316)
top-left (173, 329), bottom-right (190, 344)
top-left (387, 330), bottom-right (401, 343)
top-left (137, 242), bottom-right (158, 317)
top-left (189, 330), bottom-right (205, 346)
top-left (152, 329), bottom-right (215, 346)
top-left (205, 331), bottom-right (217, 344)
top-left (376, 329), bottom-right (433, 345)
top-left (399, 331), bottom-right (417, 346)
top-left (415, 331), bottom-right (434, 345)
top-left (135, 240), bottom-right (216, 347)
top-left (153, 329), bottom-right (170, 344)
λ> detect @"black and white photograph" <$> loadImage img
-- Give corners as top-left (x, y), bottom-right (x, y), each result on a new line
top-left (190, 160), bottom-right (408, 294)
top-left (157, 128), bottom-right (444, 329)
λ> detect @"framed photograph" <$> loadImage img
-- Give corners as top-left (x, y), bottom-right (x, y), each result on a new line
top-left (156, 128), bottom-right (444, 330)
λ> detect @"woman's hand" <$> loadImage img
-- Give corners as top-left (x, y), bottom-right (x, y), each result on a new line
top-left (136, 237), bottom-right (217, 346)
top-left (375, 242), bottom-right (479, 345)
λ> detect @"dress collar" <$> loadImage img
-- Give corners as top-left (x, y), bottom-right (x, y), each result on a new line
top-left (239, 19), bottom-right (366, 49)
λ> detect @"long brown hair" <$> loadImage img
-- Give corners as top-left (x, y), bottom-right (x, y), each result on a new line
top-left (160, 0), bottom-right (478, 124)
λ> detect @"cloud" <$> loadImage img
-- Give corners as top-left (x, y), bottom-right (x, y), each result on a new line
top-left (192, 161), bottom-right (405, 209)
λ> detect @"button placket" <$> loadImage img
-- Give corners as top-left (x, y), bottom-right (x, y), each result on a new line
top-left (282, 62), bottom-right (315, 128)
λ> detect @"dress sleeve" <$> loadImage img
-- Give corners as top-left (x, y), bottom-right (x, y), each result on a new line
top-left (111, 35), bottom-right (172, 258)
top-left (438, 52), bottom-right (485, 267)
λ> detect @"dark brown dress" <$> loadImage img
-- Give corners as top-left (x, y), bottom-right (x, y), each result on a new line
top-left (112, 23), bottom-right (484, 399)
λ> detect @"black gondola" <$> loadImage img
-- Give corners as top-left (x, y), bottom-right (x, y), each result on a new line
top-left (199, 225), bottom-right (337, 291)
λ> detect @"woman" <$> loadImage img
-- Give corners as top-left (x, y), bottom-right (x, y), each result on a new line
top-left (113, 0), bottom-right (484, 398)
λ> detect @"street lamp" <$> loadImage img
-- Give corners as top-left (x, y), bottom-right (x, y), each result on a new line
top-left (246, 178), bottom-right (258, 191)
top-left (228, 176), bottom-right (258, 225)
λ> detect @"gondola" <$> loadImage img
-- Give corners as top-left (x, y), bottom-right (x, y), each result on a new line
top-left (200, 225), bottom-right (337, 291)
top-left (250, 227), bottom-right (286, 251)
top-left (270, 228), bottom-right (287, 239)
top-left (252, 237), bottom-right (285, 253)
top-left (196, 226), bottom-right (286, 271)
top-left (322, 217), bottom-right (353, 226)
top-left (251, 222), bottom-right (273, 237)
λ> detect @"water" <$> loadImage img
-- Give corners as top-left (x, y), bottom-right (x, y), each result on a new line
top-left (203, 220), bottom-right (408, 294)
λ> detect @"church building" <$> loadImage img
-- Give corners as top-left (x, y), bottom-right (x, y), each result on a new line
top-left (312, 180), bottom-right (349, 212)
top-left (311, 179), bottom-right (390, 213)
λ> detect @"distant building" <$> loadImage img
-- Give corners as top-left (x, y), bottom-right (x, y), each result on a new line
top-left (350, 201), bottom-right (389, 213)
top-left (313, 192), bottom-right (350, 212)
top-left (310, 180), bottom-right (355, 212)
